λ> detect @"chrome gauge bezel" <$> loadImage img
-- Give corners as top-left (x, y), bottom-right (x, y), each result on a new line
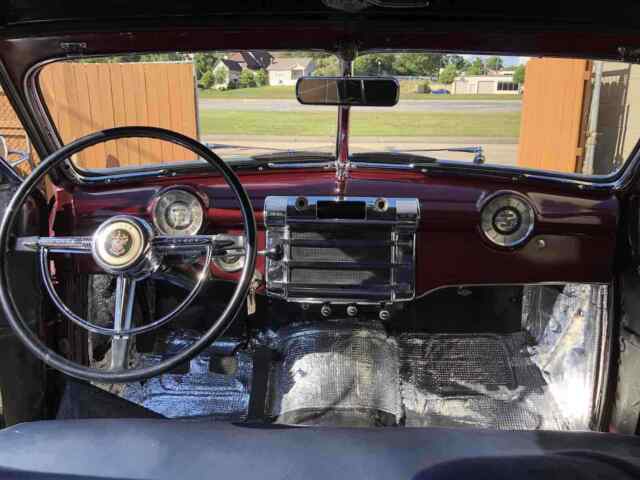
top-left (151, 188), bottom-right (205, 236)
top-left (480, 192), bottom-right (535, 248)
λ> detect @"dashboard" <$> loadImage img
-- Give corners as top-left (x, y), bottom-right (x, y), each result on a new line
top-left (55, 166), bottom-right (619, 305)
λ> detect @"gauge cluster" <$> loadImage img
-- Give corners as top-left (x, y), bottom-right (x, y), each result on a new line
top-left (151, 188), bottom-right (205, 236)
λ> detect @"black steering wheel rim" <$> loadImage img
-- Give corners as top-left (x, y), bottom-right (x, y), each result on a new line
top-left (0, 126), bottom-right (257, 383)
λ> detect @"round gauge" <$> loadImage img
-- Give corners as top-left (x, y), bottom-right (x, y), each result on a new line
top-left (152, 189), bottom-right (204, 236)
top-left (480, 193), bottom-right (535, 247)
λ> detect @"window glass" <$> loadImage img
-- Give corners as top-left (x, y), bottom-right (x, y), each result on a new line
top-left (349, 53), bottom-right (637, 176)
top-left (38, 50), bottom-right (639, 177)
top-left (38, 51), bottom-right (337, 171)
top-left (0, 86), bottom-right (36, 177)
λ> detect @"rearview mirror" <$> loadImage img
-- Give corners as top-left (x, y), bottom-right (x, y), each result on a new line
top-left (296, 77), bottom-right (399, 107)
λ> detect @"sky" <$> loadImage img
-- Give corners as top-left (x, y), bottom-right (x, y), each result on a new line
top-left (462, 54), bottom-right (529, 67)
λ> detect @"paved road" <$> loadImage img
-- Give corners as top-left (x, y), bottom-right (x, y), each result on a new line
top-left (199, 98), bottom-right (522, 113)
top-left (203, 135), bottom-right (519, 167)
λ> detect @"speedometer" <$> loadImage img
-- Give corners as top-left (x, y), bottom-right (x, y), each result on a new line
top-left (151, 188), bottom-right (205, 236)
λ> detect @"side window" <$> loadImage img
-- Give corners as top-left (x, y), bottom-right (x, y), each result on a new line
top-left (0, 86), bottom-right (36, 178)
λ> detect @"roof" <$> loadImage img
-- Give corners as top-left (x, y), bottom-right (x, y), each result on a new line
top-left (267, 57), bottom-right (313, 72)
top-left (224, 51), bottom-right (272, 71)
top-left (454, 74), bottom-right (515, 81)
top-left (218, 58), bottom-right (243, 72)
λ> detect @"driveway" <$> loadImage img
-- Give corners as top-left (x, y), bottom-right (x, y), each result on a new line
top-left (203, 135), bottom-right (520, 167)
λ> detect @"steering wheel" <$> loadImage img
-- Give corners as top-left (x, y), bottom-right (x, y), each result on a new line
top-left (0, 127), bottom-right (257, 383)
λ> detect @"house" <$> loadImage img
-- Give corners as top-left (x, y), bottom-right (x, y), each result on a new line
top-left (452, 72), bottom-right (520, 95)
top-left (212, 50), bottom-right (273, 87)
top-left (266, 57), bottom-right (315, 86)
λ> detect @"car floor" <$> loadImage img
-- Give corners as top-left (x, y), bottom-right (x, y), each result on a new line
top-left (116, 284), bottom-right (604, 431)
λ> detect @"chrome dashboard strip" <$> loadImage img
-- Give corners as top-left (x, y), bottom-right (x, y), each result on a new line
top-left (264, 195), bottom-right (419, 304)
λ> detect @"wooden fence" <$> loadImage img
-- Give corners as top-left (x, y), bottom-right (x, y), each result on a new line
top-left (517, 58), bottom-right (591, 173)
top-left (39, 62), bottom-right (198, 170)
top-left (0, 89), bottom-right (33, 175)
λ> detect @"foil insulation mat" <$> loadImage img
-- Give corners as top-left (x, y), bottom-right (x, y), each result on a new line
top-left (266, 322), bottom-right (402, 426)
top-left (267, 285), bottom-right (603, 429)
top-left (522, 284), bottom-right (606, 430)
top-left (115, 284), bottom-right (603, 430)
top-left (399, 332), bottom-right (567, 430)
top-left (121, 331), bottom-right (252, 420)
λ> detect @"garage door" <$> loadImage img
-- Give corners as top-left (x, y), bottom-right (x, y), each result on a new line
top-left (477, 81), bottom-right (494, 94)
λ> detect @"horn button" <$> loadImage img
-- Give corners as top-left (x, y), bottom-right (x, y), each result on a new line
top-left (92, 217), bottom-right (151, 274)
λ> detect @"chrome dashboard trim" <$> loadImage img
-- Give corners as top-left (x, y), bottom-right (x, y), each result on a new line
top-left (263, 195), bottom-right (419, 304)
top-left (266, 161), bottom-right (334, 170)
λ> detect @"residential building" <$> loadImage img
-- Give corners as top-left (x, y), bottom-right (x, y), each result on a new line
top-left (266, 57), bottom-right (316, 85)
top-left (212, 51), bottom-right (315, 87)
top-left (452, 72), bottom-right (520, 95)
top-left (213, 50), bottom-right (273, 87)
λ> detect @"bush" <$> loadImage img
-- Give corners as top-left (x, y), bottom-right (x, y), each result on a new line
top-left (255, 69), bottom-right (269, 87)
top-left (199, 70), bottom-right (215, 90)
top-left (213, 68), bottom-right (228, 86)
top-left (513, 64), bottom-right (525, 86)
top-left (239, 70), bottom-right (256, 88)
top-left (438, 64), bottom-right (458, 85)
top-left (416, 80), bottom-right (431, 94)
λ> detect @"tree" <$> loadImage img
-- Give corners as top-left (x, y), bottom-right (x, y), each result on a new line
top-left (393, 53), bottom-right (444, 76)
top-left (513, 64), bottom-right (526, 85)
top-left (485, 56), bottom-right (503, 72)
top-left (446, 55), bottom-right (466, 70)
top-left (255, 69), bottom-right (269, 87)
top-left (213, 68), bottom-right (227, 86)
top-left (466, 58), bottom-right (485, 75)
top-left (194, 53), bottom-right (219, 80)
top-left (313, 56), bottom-right (339, 76)
top-left (354, 54), bottom-right (395, 75)
top-left (199, 70), bottom-right (216, 90)
top-left (438, 64), bottom-right (458, 84)
top-left (239, 69), bottom-right (256, 88)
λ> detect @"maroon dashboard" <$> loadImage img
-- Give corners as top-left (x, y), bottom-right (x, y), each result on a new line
top-left (52, 166), bottom-right (619, 298)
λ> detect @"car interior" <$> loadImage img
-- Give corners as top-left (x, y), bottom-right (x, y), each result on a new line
top-left (1, 1), bottom-right (640, 479)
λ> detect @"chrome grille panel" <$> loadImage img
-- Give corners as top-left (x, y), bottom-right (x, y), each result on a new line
top-left (264, 196), bottom-right (419, 304)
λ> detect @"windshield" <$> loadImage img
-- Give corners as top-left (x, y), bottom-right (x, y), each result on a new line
top-left (38, 50), bottom-right (637, 177)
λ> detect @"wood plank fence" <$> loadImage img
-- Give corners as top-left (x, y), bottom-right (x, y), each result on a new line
top-left (0, 89), bottom-right (34, 175)
top-left (39, 62), bottom-right (198, 170)
top-left (517, 58), bottom-right (591, 173)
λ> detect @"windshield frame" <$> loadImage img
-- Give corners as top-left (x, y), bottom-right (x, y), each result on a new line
top-left (23, 50), bottom-right (640, 191)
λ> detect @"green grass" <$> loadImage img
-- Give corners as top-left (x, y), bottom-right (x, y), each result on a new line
top-left (199, 86), bottom-right (295, 99)
top-left (198, 84), bottom-right (522, 101)
top-left (199, 110), bottom-right (521, 137)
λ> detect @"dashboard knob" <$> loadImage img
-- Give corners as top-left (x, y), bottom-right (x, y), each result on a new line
top-left (320, 304), bottom-right (332, 318)
top-left (346, 305), bottom-right (358, 317)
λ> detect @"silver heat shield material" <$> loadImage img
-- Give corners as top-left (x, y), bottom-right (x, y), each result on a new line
top-left (267, 322), bottom-right (402, 425)
top-left (400, 284), bottom-right (606, 430)
top-left (522, 284), bottom-right (607, 430)
top-left (400, 332), bottom-right (567, 430)
top-left (121, 331), bottom-right (252, 420)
